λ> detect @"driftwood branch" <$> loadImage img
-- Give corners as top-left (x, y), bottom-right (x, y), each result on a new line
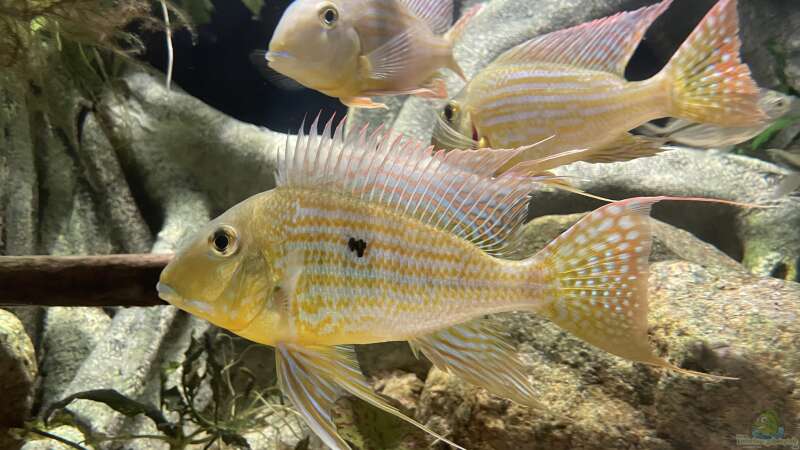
top-left (0, 254), bottom-right (172, 307)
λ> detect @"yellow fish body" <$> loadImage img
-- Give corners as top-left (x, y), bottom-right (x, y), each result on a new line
top-left (157, 117), bottom-right (724, 449)
top-left (433, 0), bottom-right (766, 174)
top-left (266, 0), bottom-right (479, 109)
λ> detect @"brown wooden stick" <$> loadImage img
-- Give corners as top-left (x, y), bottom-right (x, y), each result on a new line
top-left (0, 254), bottom-right (173, 307)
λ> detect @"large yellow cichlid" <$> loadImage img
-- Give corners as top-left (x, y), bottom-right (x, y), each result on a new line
top-left (157, 117), bottom-right (730, 449)
top-left (432, 0), bottom-right (767, 175)
top-left (264, 0), bottom-right (480, 109)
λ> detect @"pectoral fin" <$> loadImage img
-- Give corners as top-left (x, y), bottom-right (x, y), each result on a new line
top-left (410, 320), bottom-right (541, 407)
top-left (363, 29), bottom-right (417, 81)
top-left (275, 343), bottom-right (465, 450)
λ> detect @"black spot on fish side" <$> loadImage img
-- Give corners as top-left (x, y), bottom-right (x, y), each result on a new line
top-left (347, 237), bottom-right (367, 258)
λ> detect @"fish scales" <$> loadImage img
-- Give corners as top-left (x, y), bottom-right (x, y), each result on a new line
top-left (278, 188), bottom-right (539, 344)
top-left (471, 64), bottom-right (665, 148)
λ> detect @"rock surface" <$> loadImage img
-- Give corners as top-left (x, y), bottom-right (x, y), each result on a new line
top-left (0, 309), bottom-right (37, 448)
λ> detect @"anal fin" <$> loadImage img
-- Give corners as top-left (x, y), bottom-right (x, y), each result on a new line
top-left (275, 343), bottom-right (465, 450)
top-left (341, 96), bottom-right (389, 109)
top-left (410, 320), bottom-right (541, 407)
top-left (584, 133), bottom-right (666, 163)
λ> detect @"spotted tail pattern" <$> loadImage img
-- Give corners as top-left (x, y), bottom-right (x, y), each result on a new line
top-left (663, 0), bottom-right (764, 126)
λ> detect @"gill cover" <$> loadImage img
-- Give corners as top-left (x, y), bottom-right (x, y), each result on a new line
top-left (157, 200), bottom-right (273, 332)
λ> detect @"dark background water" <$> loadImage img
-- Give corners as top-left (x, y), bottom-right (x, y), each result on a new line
top-left (142, 0), bottom-right (346, 133)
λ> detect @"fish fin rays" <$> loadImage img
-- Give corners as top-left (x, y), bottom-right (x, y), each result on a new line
top-left (275, 345), bottom-right (350, 450)
top-left (410, 320), bottom-right (541, 407)
top-left (341, 96), bottom-right (389, 109)
top-left (399, 0), bottom-right (453, 35)
top-left (497, 134), bottom-right (664, 176)
top-left (585, 133), bottom-right (666, 163)
top-left (528, 197), bottom-right (736, 379)
top-left (529, 197), bottom-right (659, 365)
top-left (443, 3), bottom-right (484, 45)
top-left (275, 344), bottom-right (465, 450)
top-left (661, 0), bottom-right (765, 126)
top-left (494, 0), bottom-right (672, 76)
top-left (363, 29), bottom-right (417, 81)
top-left (277, 115), bottom-right (543, 255)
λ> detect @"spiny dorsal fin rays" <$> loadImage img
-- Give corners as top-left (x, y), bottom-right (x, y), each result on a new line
top-left (276, 115), bottom-right (547, 255)
top-left (494, 0), bottom-right (672, 76)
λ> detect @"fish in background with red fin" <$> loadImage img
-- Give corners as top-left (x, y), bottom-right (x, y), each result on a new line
top-left (264, 0), bottom-right (482, 109)
top-left (157, 116), bottom-right (740, 450)
top-left (432, 0), bottom-right (767, 175)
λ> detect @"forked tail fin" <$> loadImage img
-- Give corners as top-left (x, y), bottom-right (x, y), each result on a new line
top-left (660, 0), bottom-right (765, 127)
top-left (527, 196), bottom-right (738, 380)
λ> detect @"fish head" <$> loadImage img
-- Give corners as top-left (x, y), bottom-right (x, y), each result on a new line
top-left (267, 0), bottom-right (360, 90)
top-left (759, 88), bottom-right (795, 121)
top-left (432, 92), bottom-right (479, 151)
top-left (157, 195), bottom-right (276, 333)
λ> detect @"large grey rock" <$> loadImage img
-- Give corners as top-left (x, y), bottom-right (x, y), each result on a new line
top-left (38, 307), bottom-right (112, 409)
top-left (0, 309), bottom-right (37, 448)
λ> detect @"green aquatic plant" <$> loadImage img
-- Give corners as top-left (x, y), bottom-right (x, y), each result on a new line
top-left (750, 114), bottom-right (800, 151)
top-left (14, 332), bottom-right (302, 450)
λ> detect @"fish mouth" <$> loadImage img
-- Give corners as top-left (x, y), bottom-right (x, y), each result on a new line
top-left (157, 282), bottom-right (214, 315)
top-left (156, 282), bottom-right (181, 304)
top-left (266, 51), bottom-right (291, 62)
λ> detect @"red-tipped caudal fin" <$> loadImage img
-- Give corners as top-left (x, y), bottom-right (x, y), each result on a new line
top-left (528, 197), bottom-right (736, 380)
top-left (661, 0), bottom-right (765, 127)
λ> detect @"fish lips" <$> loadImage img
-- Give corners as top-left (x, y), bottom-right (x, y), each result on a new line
top-left (156, 282), bottom-right (212, 315)
top-left (265, 51), bottom-right (291, 63)
top-left (156, 281), bottom-right (181, 304)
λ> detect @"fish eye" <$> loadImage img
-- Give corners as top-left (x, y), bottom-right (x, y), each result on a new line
top-left (209, 225), bottom-right (239, 257)
top-left (319, 5), bottom-right (338, 27)
top-left (444, 103), bottom-right (456, 122)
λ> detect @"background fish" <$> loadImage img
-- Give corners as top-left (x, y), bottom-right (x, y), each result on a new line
top-left (265, 0), bottom-right (480, 109)
top-left (637, 89), bottom-right (795, 149)
top-left (157, 117), bottom-right (731, 450)
top-left (432, 0), bottom-right (766, 175)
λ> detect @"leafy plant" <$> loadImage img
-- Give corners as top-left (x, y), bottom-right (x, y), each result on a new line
top-left (14, 332), bottom-right (301, 450)
top-left (750, 114), bottom-right (800, 151)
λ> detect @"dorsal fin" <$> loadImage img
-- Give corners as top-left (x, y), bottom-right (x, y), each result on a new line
top-left (494, 0), bottom-right (672, 76)
top-left (276, 115), bottom-right (544, 255)
top-left (399, 0), bottom-right (453, 35)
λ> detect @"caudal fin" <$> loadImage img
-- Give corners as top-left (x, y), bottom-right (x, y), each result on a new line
top-left (443, 3), bottom-right (485, 80)
top-left (529, 197), bottom-right (735, 380)
top-left (661, 0), bottom-right (765, 127)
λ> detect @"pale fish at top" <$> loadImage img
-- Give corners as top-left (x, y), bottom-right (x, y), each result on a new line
top-left (157, 117), bottom-right (734, 449)
top-left (433, 0), bottom-right (767, 175)
top-left (637, 89), bottom-right (795, 149)
top-left (265, 0), bottom-right (479, 109)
